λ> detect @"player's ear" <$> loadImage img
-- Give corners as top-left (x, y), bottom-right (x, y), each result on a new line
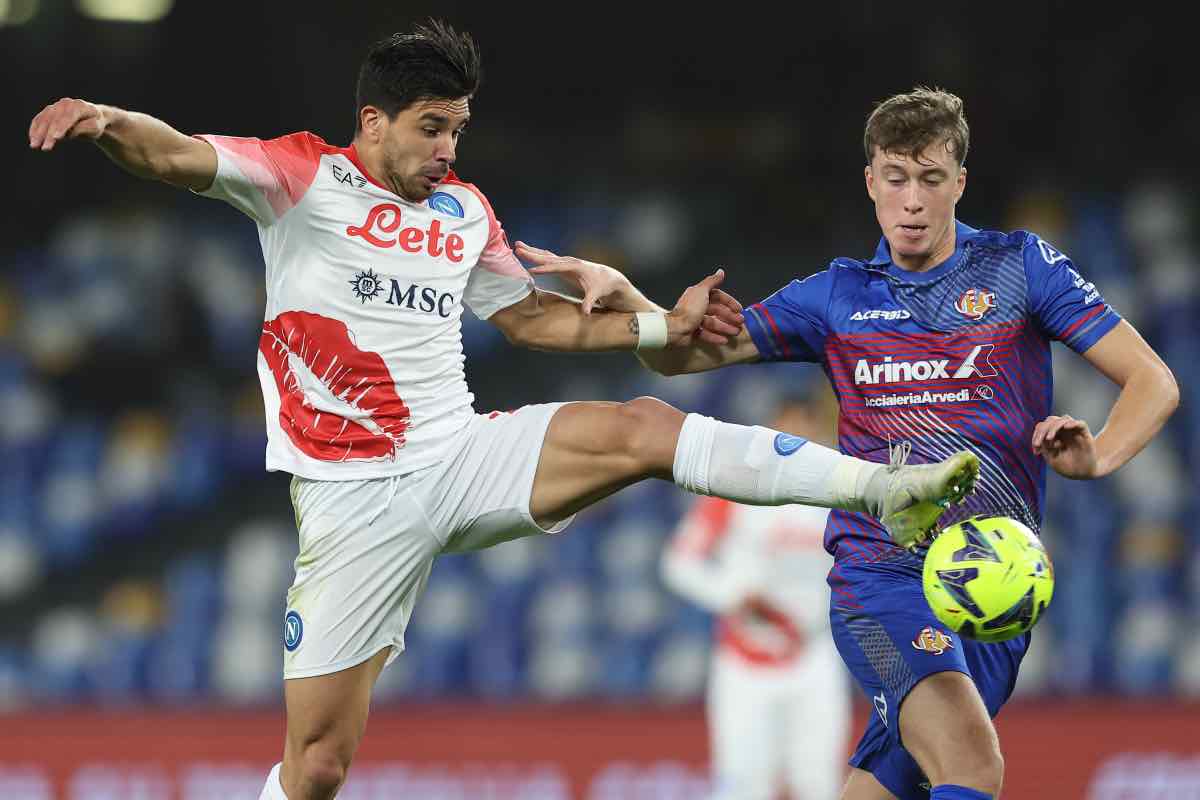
top-left (359, 106), bottom-right (385, 144)
top-left (864, 165), bottom-right (876, 201)
top-left (955, 166), bottom-right (967, 201)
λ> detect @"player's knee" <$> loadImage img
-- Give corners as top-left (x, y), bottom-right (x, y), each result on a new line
top-left (937, 738), bottom-right (1004, 795)
top-left (296, 743), bottom-right (349, 797)
top-left (616, 396), bottom-right (683, 464)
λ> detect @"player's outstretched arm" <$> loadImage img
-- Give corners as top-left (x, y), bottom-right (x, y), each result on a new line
top-left (29, 98), bottom-right (216, 191)
top-left (513, 242), bottom-right (667, 315)
top-left (512, 241), bottom-right (758, 374)
top-left (1034, 320), bottom-right (1179, 479)
top-left (487, 269), bottom-right (731, 353)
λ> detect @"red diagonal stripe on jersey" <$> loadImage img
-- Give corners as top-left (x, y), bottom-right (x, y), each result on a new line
top-left (756, 305), bottom-right (792, 358)
top-left (1059, 305), bottom-right (1104, 342)
top-left (260, 311), bottom-right (410, 462)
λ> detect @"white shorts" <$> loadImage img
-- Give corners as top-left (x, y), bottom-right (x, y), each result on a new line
top-left (282, 402), bottom-right (572, 679)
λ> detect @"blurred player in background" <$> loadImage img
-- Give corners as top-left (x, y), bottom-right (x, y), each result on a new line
top-left (662, 386), bottom-right (850, 800)
top-left (521, 87), bottom-right (1179, 800)
top-left (27, 23), bottom-right (981, 800)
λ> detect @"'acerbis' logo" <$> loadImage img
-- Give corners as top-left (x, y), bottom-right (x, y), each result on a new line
top-left (850, 309), bottom-right (911, 321)
top-left (284, 610), bottom-right (304, 652)
top-left (349, 268), bottom-right (384, 303)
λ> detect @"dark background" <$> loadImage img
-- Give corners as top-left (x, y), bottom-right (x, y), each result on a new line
top-left (1, 0), bottom-right (1196, 721)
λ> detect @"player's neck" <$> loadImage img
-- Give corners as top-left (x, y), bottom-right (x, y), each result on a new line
top-left (351, 139), bottom-right (416, 202)
top-left (891, 227), bottom-right (957, 273)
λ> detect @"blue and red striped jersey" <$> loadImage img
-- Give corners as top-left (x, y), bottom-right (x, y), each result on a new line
top-left (744, 220), bottom-right (1120, 568)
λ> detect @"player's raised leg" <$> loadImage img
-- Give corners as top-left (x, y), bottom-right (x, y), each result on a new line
top-left (897, 672), bottom-right (1003, 799)
top-left (527, 397), bottom-right (979, 541)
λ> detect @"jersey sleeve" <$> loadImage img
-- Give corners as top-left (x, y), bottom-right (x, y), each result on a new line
top-left (660, 497), bottom-right (749, 614)
top-left (1023, 234), bottom-right (1122, 353)
top-left (742, 269), bottom-right (833, 363)
top-left (458, 184), bottom-right (534, 319)
top-left (193, 132), bottom-right (323, 226)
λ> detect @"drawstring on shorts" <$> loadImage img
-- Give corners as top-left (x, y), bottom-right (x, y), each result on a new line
top-left (367, 474), bottom-right (402, 526)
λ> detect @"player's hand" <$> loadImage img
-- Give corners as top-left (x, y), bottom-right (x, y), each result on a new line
top-left (515, 241), bottom-right (635, 315)
top-left (699, 288), bottom-right (745, 342)
top-left (667, 269), bottom-right (729, 346)
top-left (1032, 414), bottom-right (1099, 479)
top-left (29, 98), bottom-right (109, 151)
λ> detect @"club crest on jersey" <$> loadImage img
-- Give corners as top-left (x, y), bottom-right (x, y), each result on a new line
top-left (911, 626), bottom-right (954, 655)
top-left (428, 192), bottom-right (465, 218)
top-left (349, 268), bottom-right (385, 303)
top-left (954, 288), bottom-right (996, 321)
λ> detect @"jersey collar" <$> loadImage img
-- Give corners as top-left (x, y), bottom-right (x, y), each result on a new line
top-left (867, 220), bottom-right (980, 282)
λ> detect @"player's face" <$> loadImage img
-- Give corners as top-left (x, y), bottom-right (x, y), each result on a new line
top-left (380, 97), bottom-right (470, 202)
top-left (864, 140), bottom-right (966, 272)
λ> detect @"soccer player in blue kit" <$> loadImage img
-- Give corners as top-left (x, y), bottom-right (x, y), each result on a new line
top-left (518, 87), bottom-right (1179, 799)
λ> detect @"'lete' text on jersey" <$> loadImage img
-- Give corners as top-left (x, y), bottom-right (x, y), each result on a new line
top-left (743, 221), bottom-right (1120, 573)
top-left (195, 132), bottom-right (533, 480)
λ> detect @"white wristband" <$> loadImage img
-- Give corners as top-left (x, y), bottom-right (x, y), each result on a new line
top-left (635, 312), bottom-right (669, 351)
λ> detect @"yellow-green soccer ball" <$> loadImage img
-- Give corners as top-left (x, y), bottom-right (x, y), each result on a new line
top-left (922, 515), bottom-right (1055, 643)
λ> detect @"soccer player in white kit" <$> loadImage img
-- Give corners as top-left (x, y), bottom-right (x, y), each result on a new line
top-left (663, 390), bottom-right (850, 800)
top-left (28, 21), bottom-right (981, 800)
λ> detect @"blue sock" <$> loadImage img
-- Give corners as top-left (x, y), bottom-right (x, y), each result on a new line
top-left (930, 787), bottom-right (993, 800)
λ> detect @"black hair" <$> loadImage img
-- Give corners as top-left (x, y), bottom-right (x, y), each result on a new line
top-left (355, 19), bottom-right (481, 132)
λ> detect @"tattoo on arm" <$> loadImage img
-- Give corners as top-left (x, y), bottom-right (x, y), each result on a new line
top-left (629, 315), bottom-right (639, 338)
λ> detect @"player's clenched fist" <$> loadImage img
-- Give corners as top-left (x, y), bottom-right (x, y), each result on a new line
top-left (29, 98), bottom-right (108, 151)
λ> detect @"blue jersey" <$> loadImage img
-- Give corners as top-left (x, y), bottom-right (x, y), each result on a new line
top-left (744, 220), bottom-right (1120, 573)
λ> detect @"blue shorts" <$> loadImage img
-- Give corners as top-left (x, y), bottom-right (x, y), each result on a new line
top-left (829, 551), bottom-right (1030, 800)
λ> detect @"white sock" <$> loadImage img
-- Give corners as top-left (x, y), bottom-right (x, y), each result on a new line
top-left (259, 763), bottom-right (288, 800)
top-left (672, 413), bottom-right (885, 512)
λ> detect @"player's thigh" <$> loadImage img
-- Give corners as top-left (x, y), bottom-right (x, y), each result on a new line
top-left (529, 397), bottom-right (685, 524)
top-left (897, 670), bottom-right (1001, 788)
top-left (283, 646), bottom-right (391, 768)
top-left (707, 655), bottom-right (782, 800)
top-left (840, 768), bottom-right (897, 800)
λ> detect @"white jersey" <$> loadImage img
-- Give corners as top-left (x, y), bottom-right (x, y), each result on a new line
top-left (195, 132), bottom-right (533, 480)
top-left (662, 497), bottom-right (832, 666)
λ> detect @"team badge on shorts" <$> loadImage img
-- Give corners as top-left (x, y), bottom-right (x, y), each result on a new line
top-left (773, 433), bottom-right (808, 456)
top-left (954, 288), bottom-right (996, 321)
top-left (284, 610), bottom-right (304, 652)
top-left (911, 626), bottom-right (954, 655)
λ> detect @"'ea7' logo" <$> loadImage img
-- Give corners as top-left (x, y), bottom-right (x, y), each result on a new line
top-left (853, 344), bottom-right (998, 385)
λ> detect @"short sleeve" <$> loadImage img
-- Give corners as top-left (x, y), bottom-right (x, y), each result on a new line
top-left (1023, 234), bottom-right (1121, 353)
top-left (459, 183), bottom-right (534, 319)
top-left (743, 270), bottom-right (833, 363)
top-left (193, 132), bottom-right (323, 226)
